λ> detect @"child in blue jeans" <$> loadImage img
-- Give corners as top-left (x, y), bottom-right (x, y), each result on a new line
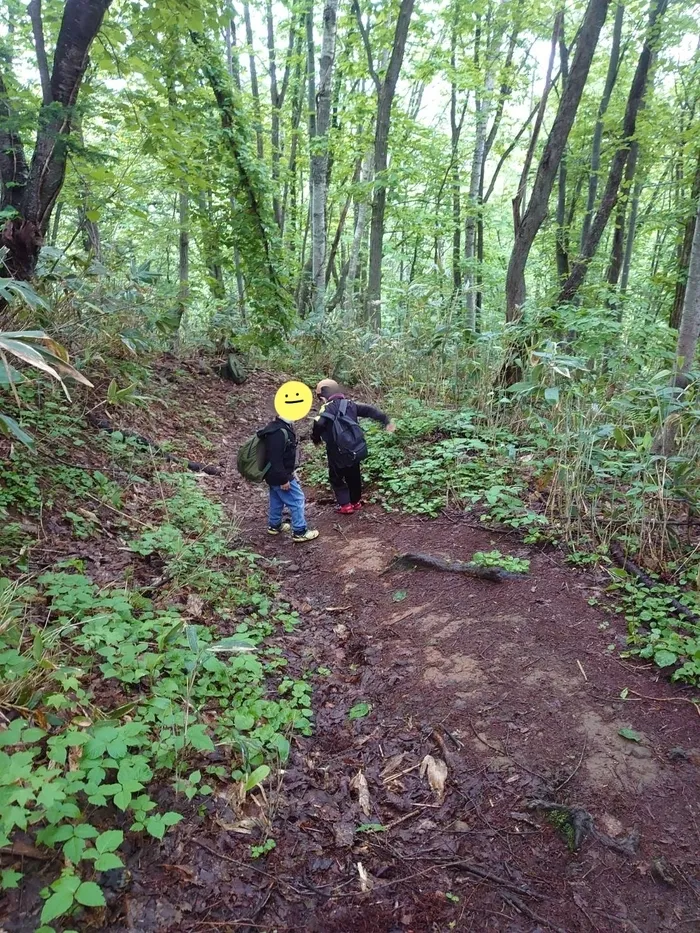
top-left (257, 416), bottom-right (319, 543)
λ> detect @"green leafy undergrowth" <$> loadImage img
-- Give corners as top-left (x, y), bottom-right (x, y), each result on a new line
top-left (611, 575), bottom-right (700, 685)
top-left (304, 400), bottom-right (549, 537)
top-left (470, 550), bottom-right (530, 574)
top-left (0, 474), bottom-right (312, 928)
top-left (0, 387), bottom-right (129, 524)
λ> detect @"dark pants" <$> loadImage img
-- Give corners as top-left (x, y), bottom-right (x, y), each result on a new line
top-left (329, 461), bottom-right (362, 505)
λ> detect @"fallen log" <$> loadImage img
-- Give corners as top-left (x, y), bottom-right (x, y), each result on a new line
top-left (388, 552), bottom-right (523, 583)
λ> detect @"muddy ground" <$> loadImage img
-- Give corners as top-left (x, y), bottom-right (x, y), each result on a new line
top-left (6, 362), bottom-right (700, 933)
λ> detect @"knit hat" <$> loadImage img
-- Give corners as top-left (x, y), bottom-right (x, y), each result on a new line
top-left (315, 378), bottom-right (340, 397)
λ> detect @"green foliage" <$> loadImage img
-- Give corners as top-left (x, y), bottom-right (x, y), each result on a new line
top-left (618, 727), bottom-right (643, 743)
top-left (470, 550), bottom-right (530, 574)
top-left (612, 576), bottom-right (700, 685)
top-left (348, 702), bottom-right (371, 720)
top-left (0, 468), bottom-right (313, 923)
top-left (250, 837), bottom-right (276, 859)
top-left (305, 403), bottom-right (550, 536)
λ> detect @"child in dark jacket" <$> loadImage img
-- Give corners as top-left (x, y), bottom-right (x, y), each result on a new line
top-left (311, 379), bottom-right (394, 514)
top-left (258, 417), bottom-right (318, 542)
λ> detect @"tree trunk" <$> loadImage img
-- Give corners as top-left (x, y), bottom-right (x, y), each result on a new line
top-left (580, 1), bottom-right (624, 250)
top-left (475, 175), bottom-right (485, 330)
top-left (224, 12), bottom-right (247, 321)
top-left (619, 178), bottom-right (641, 294)
top-left (364, 0), bottom-right (416, 329)
top-left (558, 0), bottom-right (667, 306)
top-left (326, 158), bottom-right (360, 287)
top-left (653, 194), bottom-right (700, 454)
top-left (505, 0), bottom-right (609, 322)
top-left (225, 16), bottom-right (242, 89)
top-left (309, 0), bottom-right (340, 319)
top-left (555, 33), bottom-right (571, 283)
top-left (243, 1), bottom-right (264, 160)
top-left (266, 0), bottom-right (296, 230)
top-left (194, 32), bottom-right (288, 331)
top-left (346, 149), bottom-right (374, 311)
top-left (282, 32), bottom-right (306, 243)
top-left (49, 202), bottom-right (63, 246)
top-left (178, 188), bottom-right (189, 328)
top-left (606, 136), bottom-right (640, 289)
top-left (670, 149), bottom-right (700, 328)
top-left (464, 71), bottom-right (494, 330)
top-left (0, 0), bottom-right (112, 281)
top-left (673, 195), bottom-right (700, 385)
top-left (196, 190), bottom-right (226, 300)
top-left (450, 16), bottom-right (462, 298)
top-left (512, 11), bottom-right (562, 228)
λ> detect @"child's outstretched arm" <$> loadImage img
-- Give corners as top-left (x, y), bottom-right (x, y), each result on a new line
top-left (356, 403), bottom-right (395, 432)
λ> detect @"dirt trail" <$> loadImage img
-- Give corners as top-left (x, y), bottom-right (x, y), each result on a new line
top-left (122, 370), bottom-right (700, 933)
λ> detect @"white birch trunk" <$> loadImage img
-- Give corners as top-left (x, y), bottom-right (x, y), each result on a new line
top-left (346, 149), bottom-right (374, 311)
top-left (464, 71), bottom-right (494, 330)
top-left (310, 0), bottom-right (339, 319)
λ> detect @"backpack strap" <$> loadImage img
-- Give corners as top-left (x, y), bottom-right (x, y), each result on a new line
top-left (258, 426), bottom-right (290, 440)
top-left (320, 399), bottom-right (348, 422)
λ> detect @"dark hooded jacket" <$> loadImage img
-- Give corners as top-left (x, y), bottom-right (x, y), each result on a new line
top-left (258, 418), bottom-right (297, 486)
top-left (311, 394), bottom-right (389, 466)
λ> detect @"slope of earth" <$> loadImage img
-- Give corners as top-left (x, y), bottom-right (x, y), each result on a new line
top-left (3, 359), bottom-right (697, 933)
top-left (110, 366), bottom-right (700, 933)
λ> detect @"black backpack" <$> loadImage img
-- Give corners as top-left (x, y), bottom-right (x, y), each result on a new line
top-left (321, 399), bottom-right (368, 468)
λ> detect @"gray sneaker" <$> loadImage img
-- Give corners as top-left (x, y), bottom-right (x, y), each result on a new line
top-left (292, 529), bottom-right (320, 543)
top-left (268, 522), bottom-right (292, 536)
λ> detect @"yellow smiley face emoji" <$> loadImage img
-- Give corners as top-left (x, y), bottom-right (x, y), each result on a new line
top-left (274, 381), bottom-right (313, 421)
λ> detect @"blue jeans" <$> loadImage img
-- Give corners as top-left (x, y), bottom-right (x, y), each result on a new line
top-left (268, 478), bottom-right (307, 534)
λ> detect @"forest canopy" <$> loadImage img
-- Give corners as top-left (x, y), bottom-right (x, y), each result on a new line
top-left (1, 0), bottom-right (698, 356)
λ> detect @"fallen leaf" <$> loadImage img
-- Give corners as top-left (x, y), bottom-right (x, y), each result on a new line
top-left (333, 822), bottom-right (355, 847)
top-left (380, 752), bottom-right (406, 780)
top-left (348, 702), bottom-right (371, 721)
top-left (651, 857), bottom-right (675, 886)
top-left (214, 818), bottom-right (257, 835)
top-left (0, 841), bottom-right (50, 860)
top-left (420, 755), bottom-right (448, 802)
top-left (600, 813), bottom-right (623, 837)
top-left (350, 770), bottom-right (371, 816)
top-left (618, 727), bottom-right (642, 743)
top-left (186, 594), bottom-right (205, 618)
top-left (357, 861), bottom-right (373, 893)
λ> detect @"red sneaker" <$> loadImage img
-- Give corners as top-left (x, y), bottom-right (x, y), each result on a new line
top-left (351, 501), bottom-right (362, 512)
top-left (335, 503), bottom-right (354, 515)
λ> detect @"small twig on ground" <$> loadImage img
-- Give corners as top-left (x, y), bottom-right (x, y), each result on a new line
top-left (468, 720), bottom-right (547, 781)
top-left (501, 892), bottom-right (567, 933)
top-left (393, 853), bottom-right (542, 899)
top-left (384, 808), bottom-right (428, 831)
top-left (628, 689), bottom-right (700, 710)
top-left (554, 739), bottom-right (587, 793)
top-left (592, 910), bottom-right (644, 933)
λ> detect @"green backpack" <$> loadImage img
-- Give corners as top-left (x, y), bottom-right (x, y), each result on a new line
top-left (237, 428), bottom-right (288, 483)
